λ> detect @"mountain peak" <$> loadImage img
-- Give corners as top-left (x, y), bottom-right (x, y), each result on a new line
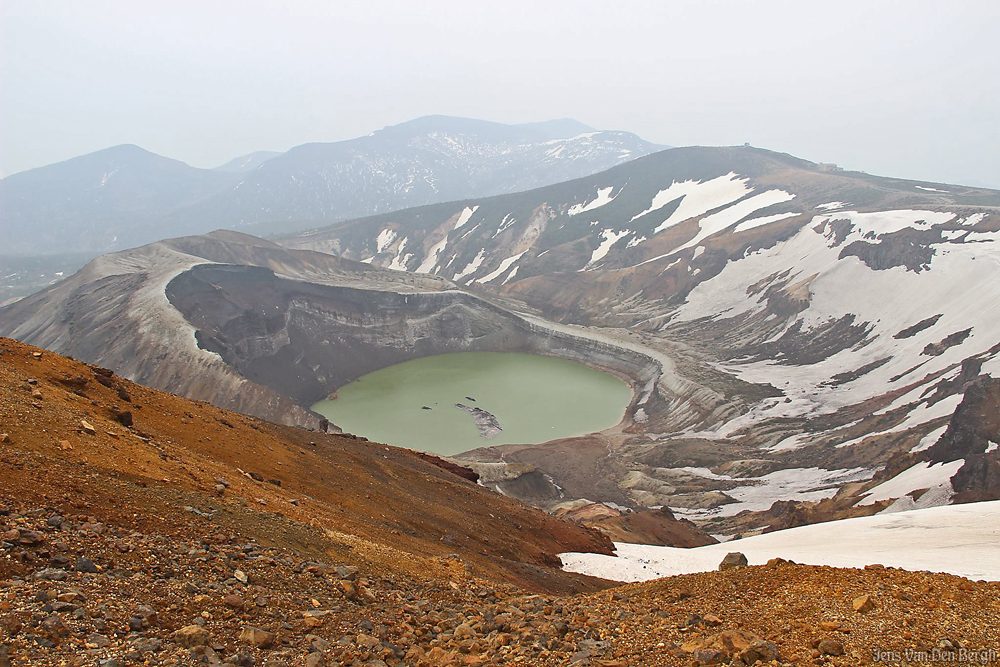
top-left (380, 115), bottom-right (598, 143)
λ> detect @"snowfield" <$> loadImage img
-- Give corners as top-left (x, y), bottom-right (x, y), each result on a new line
top-left (630, 172), bottom-right (750, 228)
top-left (673, 211), bottom-right (1000, 435)
top-left (560, 501), bottom-right (1000, 583)
top-left (568, 186), bottom-right (618, 216)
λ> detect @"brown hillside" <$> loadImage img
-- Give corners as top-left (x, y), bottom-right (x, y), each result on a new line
top-left (0, 336), bottom-right (612, 593)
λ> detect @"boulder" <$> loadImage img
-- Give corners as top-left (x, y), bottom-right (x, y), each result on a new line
top-left (718, 552), bottom-right (748, 571)
top-left (818, 637), bottom-right (845, 656)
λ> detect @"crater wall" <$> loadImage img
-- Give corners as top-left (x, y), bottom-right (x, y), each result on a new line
top-left (166, 264), bottom-right (660, 427)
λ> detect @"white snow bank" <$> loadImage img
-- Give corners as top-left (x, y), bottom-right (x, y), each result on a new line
top-left (375, 228), bottom-right (397, 254)
top-left (672, 466), bottom-right (872, 520)
top-left (416, 237), bottom-right (448, 274)
top-left (734, 211), bottom-right (799, 234)
top-left (569, 186), bottom-right (618, 216)
top-left (629, 173), bottom-right (750, 231)
top-left (584, 229), bottom-right (630, 269)
top-left (911, 425), bottom-right (948, 453)
top-left (560, 500), bottom-right (1000, 582)
top-left (672, 209), bottom-right (999, 430)
top-left (452, 206), bottom-right (479, 231)
top-left (476, 252), bottom-right (526, 284)
top-left (453, 249), bottom-right (487, 282)
top-left (669, 190), bottom-right (795, 256)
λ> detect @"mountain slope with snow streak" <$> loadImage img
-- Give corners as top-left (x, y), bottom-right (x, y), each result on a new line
top-left (283, 146), bottom-right (1000, 530)
top-left (5, 143), bottom-right (998, 540)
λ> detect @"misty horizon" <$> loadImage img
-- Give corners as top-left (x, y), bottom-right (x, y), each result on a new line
top-left (2, 1), bottom-right (999, 189)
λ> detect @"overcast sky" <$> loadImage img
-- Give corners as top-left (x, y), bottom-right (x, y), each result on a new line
top-left (2, 0), bottom-right (998, 187)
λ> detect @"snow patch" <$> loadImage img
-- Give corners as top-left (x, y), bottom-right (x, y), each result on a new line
top-left (629, 173), bottom-right (750, 231)
top-left (476, 252), bottom-right (526, 284)
top-left (734, 211), bottom-right (799, 234)
top-left (560, 501), bottom-right (1000, 582)
top-left (452, 206), bottom-right (479, 231)
top-left (669, 190), bottom-right (796, 256)
top-left (912, 425), bottom-right (948, 453)
top-left (492, 213), bottom-right (517, 238)
top-left (454, 249), bottom-right (487, 282)
top-left (673, 466), bottom-right (872, 520)
top-left (958, 213), bottom-right (986, 227)
top-left (583, 229), bottom-right (630, 269)
top-left (386, 238), bottom-right (411, 271)
top-left (857, 459), bottom-right (965, 506)
top-left (671, 208), bottom-right (994, 429)
top-left (568, 186), bottom-right (619, 216)
top-left (415, 237), bottom-right (448, 274)
top-left (375, 228), bottom-right (397, 254)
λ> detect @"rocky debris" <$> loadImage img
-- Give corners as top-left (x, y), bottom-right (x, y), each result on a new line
top-left (681, 629), bottom-right (777, 665)
top-left (718, 552), bottom-right (748, 571)
top-left (109, 407), bottom-right (133, 427)
top-left (1, 499), bottom-right (999, 666)
top-left (565, 504), bottom-right (718, 547)
top-left (454, 403), bottom-right (502, 439)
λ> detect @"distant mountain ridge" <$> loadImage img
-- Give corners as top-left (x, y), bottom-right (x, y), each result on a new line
top-left (0, 116), bottom-right (665, 256)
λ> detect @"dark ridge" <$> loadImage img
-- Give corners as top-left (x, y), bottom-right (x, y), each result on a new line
top-left (895, 314), bottom-right (943, 339)
top-left (922, 329), bottom-right (973, 357)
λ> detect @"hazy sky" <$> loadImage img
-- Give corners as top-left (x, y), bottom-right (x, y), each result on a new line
top-left (3, 0), bottom-right (998, 187)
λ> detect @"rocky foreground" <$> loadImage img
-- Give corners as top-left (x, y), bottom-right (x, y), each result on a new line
top-left (1, 337), bottom-right (998, 665)
top-left (3, 501), bottom-right (999, 666)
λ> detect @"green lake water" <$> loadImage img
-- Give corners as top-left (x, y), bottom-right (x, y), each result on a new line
top-left (311, 351), bottom-right (632, 456)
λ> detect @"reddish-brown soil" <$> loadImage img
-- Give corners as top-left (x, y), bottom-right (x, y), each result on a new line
top-left (2, 337), bottom-right (998, 666)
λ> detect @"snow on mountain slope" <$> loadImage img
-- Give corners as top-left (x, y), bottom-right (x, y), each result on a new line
top-left (673, 211), bottom-right (1000, 425)
top-left (283, 146), bottom-right (1000, 524)
top-left (560, 500), bottom-right (1000, 582)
